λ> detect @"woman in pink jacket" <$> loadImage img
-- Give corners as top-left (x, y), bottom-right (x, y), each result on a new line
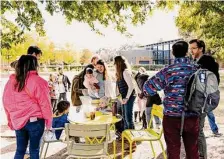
top-left (3, 55), bottom-right (52, 159)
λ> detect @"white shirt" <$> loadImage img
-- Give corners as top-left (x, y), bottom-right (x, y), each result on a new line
top-left (123, 69), bottom-right (135, 99)
top-left (58, 75), bottom-right (65, 93)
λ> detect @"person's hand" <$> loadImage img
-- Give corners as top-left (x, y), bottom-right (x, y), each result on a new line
top-left (46, 127), bottom-right (52, 132)
top-left (122, 98), bottom-right (128, 105)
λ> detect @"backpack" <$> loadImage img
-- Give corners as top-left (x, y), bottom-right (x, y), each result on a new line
top-left (184, 68), bottom-right (220, 115)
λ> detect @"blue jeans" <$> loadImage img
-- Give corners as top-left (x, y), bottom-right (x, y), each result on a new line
top-left (122, 95), bottom-right (136, 130)
top-left (14, 119), bottom-right (45, 159)
top-left (207, 111), bottom-right (218, 133)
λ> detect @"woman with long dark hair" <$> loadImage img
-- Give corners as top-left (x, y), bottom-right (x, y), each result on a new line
top-left (94, 59), bottom-right (110, 98)
top-left (114, 56), bottom-right (136, 130)
top-left (3, 55), bottom-right (52, 159)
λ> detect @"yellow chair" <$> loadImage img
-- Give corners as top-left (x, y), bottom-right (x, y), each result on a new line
top-left (121, 104), bottom-right (167, 159)
top-left (40, 127), bottom-right (65, 159)
top-left (65, 123), bottom-right (110, 159)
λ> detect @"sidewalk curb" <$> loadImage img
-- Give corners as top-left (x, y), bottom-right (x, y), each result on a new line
top-left (0, 136), bottom-right (16, 138)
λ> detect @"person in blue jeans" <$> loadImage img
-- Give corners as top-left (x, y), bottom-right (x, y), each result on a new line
top-left (189, 39), bottom-right (222, 158)
top-left (114, 56), bottom-right (136, 131)
top-left (207, 111), bottom-right (221, 136)
top-left (15, 119), bottom-right (45, 159)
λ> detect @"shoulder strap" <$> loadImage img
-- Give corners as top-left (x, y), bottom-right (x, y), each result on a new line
top-left (180, 111), bottom-right (185, 136)
top-left (202, 71), bottom-right (211, 113)
top-left (187, 69), bottom-right (201, 103)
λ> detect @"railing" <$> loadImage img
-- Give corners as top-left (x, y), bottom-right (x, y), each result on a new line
top-left (0, 64), bottom-right (165, 73)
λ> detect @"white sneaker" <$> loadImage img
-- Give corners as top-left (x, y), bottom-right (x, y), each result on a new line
top-left (213, 132), bottom-right (222, 137)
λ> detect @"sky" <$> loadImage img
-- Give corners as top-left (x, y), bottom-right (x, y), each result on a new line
top-left (5, 3), bottom-right (180, 52)
top-left (41, 5), bottom-right (180, 52)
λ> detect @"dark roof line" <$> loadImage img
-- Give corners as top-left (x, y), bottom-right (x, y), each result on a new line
top-left (139, 38), bottom-right (184, 48)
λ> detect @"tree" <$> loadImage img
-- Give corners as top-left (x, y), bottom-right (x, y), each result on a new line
top-left (176, 1), bottom-right (224, 63)
top-left (1, 1), bottom-right (155, 49)
top-left (1, 32), bottom-right (76, 65)
top-left (96, 48), bottom-right (116, 63)
top-left (1, 33), bottom-right (36, 63)
top-left (55, 50), bottom-right (76, 65)
top-left (157, 1), bottom-right (224, 63)
top-left (80, 49), bottom-right (93, 65)
top-left (1, 1), bottom-right (45, 49)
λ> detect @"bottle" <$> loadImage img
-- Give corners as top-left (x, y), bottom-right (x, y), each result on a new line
top-left (112, 101), bottom-right (117, 116)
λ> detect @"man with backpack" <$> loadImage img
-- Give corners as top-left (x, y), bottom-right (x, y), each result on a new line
top-left (144, 41), bottom-right (199, 159)
top-left (189, 39), bottom-right (221, 159)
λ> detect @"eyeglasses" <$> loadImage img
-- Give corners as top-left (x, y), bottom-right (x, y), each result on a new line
top-left (189, 47), bottom-right (198, 50)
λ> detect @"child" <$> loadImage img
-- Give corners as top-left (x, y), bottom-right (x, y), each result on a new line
top-left (135, 71), bottom-right (162, 129)
top-left (52, 100), bottom-right (70, 140)
top-left (134, 67), bottom-right (147, 128)
top-left (48, 74), bottom-right (59, 113)
top-left (133, 98), bottom-right (141, 122)
top-left (83, 68), bottom-right (100, 98)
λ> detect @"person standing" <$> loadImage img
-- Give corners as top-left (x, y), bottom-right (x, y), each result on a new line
top-left (10, 46), bottom-right (43, 159)
top-left (57, 67), bottom-right (71, 101)
top-left (3, 55), bottom-right (52, 159)
top-left (94, 59), bottom-right (110, 98)
top-left (10, 46), bottom-right (42, 68)
top-left (71, 64), bottom-right (94, 106)
top-left (144, 41), bottom-right (199, 159)
top-left (48, 74), bottom-right (59, 113)
top-left (189, 39), bottom-right (222, 159)
top-left (91, 54), bottom-right (100, 69)
top-left (114, 56), bottom-right (136, 130)
top-left (135, 71), bottom-right (162, 129)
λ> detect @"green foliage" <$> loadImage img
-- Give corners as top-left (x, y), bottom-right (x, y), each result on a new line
top-left (1, 33), bottom-right (80, 65)
top-left (1, 1), bottom-right (154, 49)
top-left (80, 49), bottom-right (93, 65)
top-left (1, 1), bottom-right (45, 49)
top-left (175, 1), bottom-right (224, 62)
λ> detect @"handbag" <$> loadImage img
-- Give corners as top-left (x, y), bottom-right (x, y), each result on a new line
top-left (43, 130), bottom-right (57, 141)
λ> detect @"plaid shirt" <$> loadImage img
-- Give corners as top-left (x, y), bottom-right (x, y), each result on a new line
top-left (144, 57), bottom-right (197, 117)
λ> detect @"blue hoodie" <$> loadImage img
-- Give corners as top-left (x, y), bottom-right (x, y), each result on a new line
top-left (52, 113), bottom-right (69, 140)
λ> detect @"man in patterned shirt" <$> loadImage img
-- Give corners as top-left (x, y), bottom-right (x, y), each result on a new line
top-left (144, 41), bottom-right (199, 159)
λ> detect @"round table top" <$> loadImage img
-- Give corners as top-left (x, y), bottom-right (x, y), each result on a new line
top-left (68, 111), bottom-right (122, 125)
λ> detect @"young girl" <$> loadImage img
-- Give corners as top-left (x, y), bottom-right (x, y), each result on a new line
top-left (134, 67), bottom-right (147, 123)
top-left (137, 67), bottom-right (147, 129)
top-left (83, 68), bottom-right (100, 98)
top-left (52, 100), bottom-right (70, 140)
top-left (48, 74), bottom-right (59, 113)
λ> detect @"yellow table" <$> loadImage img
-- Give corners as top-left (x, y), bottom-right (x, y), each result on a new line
top-left (69, 111), bottom-right (120, 124)
top-left (69, 111), bottom-right (122, 159)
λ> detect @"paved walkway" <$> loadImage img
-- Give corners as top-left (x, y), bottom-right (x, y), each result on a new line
top-left (1, 73), bottom-right (224, 158)
top-left (1, 118), bottom-right (224, 159)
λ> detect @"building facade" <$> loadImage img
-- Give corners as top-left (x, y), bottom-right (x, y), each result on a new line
top-left (120, 39), bottom-right (183, 65)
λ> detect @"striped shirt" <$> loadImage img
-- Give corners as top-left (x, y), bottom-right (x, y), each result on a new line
top-left (144, 57), bottom-right (197, 117)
